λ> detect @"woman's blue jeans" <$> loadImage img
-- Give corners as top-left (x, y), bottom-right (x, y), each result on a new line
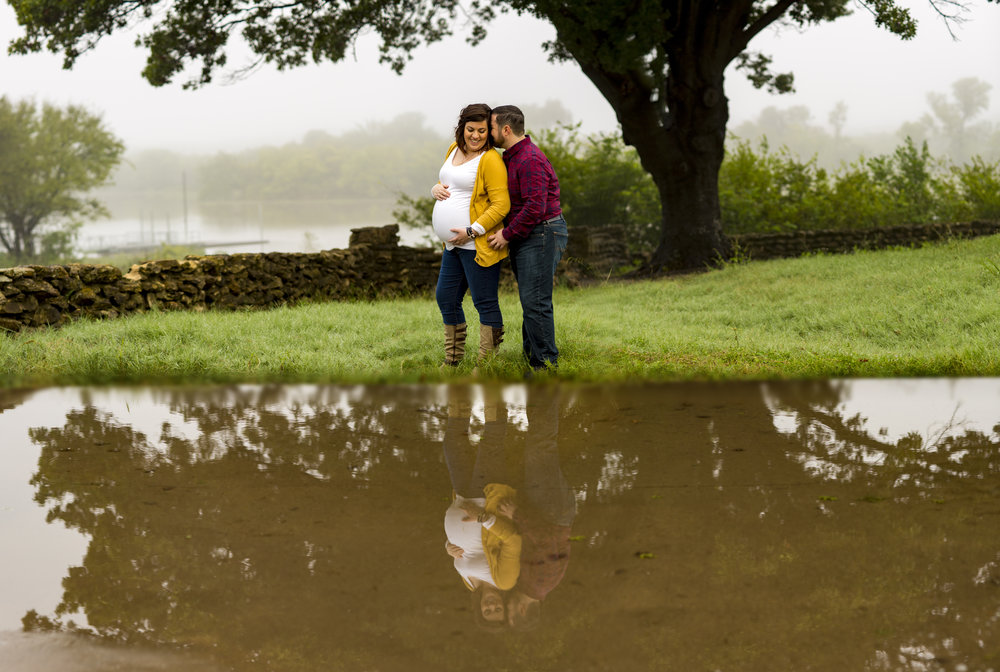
top-left (436, 246), bottom-right (503, 328)
top-left (508, 217), bottom-right (568, 369)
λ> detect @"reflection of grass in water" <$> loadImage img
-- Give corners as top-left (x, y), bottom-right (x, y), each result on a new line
top-left (3, 235), bottom-right (1000, 386)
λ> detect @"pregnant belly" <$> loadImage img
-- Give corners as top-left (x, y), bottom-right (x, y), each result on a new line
top-left (432, 196), bottom-right (471, 243)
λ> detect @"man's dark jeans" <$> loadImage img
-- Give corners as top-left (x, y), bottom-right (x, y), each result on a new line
top-left (508, 217), bottom-right (568, 369)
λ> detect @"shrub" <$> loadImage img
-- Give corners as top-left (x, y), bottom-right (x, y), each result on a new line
top-left (534, 125), bottom-right (661, 254)
top-left (718, 138), bottom-right (831, 234)
top-left (720, 136), bottom-right (992, 233)
top-left (952, 156), bottom-right (1000, 220)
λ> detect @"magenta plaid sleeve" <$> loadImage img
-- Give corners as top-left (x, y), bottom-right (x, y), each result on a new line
top-left (514, 515), bottom-right (572, 601)
top-left (502, 137), bottom-right (562, 242)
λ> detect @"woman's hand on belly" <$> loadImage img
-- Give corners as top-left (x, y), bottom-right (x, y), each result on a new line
top-left (432, 183), bottom-right (451, 200)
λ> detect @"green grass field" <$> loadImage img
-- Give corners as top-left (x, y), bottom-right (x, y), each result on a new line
top-left (2, 235), bottom-right (999, 387)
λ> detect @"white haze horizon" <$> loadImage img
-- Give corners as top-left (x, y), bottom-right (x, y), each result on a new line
top-left (2, 2), bottom-right (999, 154)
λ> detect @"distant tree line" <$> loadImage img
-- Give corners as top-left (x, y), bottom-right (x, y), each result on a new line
top-left (99, 113), bottom-right (446, 207)
top-left (731, 77), bottom-right (1000, 170)
top-left (101, 101), bottom-right (574, 207)
top-left (395, 78), bottom-right (1000, 255)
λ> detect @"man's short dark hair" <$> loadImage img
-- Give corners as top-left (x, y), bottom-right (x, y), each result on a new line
top-left (492, 105), bottom-right (525, 136)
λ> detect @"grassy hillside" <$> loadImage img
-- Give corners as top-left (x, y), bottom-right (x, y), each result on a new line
top-left (2, 235), bottom-right (999, 387)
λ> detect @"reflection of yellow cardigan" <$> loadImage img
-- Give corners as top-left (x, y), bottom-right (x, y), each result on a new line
top-left (442, 142), bottom-right (510, 267)
top-left (460, 482), bottom-right (521, 591)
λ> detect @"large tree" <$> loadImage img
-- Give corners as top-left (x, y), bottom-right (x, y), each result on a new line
top-left (0, 97), bottom-right (124, 262)
top-left (7, 0), bottom-right (994, 271)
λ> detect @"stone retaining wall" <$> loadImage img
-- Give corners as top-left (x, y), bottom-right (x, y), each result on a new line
top-left (730, 220), bottom-right (1000, 261)
top-left (0, 225), bottom-right (437, 333)
top-left (566, 225), bottom-right (631, 271)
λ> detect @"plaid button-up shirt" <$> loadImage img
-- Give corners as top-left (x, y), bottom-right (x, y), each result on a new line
top-left (513, 508), bottom-right (571, 601)
top-left (501, 136), bottom-right (562, 242)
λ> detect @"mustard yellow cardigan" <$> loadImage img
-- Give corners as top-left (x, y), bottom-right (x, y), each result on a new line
top-left (459, 482), bottom-right (521, 591)
top-left (442, 142), bottom-right (511, 267)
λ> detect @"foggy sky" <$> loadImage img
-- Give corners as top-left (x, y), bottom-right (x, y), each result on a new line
top-left (2, 1), bottom-right (998, 153)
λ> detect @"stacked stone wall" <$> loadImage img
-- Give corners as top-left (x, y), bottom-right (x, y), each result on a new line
top-left (566, 225), bottom-right (631, 273)
top-left (2, 220), bottom-right (998, 333)
top-left (0, 225), bottom-right (438, 333)
top-left (729, 220), bottom-right (1000, 261)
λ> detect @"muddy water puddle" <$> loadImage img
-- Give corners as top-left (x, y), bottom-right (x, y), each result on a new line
top-left (1, 381), bottom-right (998, 672)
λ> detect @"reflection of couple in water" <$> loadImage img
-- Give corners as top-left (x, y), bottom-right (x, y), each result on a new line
top-left (442, 385), bottom-right (576, 631)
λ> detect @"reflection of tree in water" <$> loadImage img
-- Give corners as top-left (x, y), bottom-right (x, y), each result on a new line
top-left (760, 380), bottom-right (1000, 671)
top-left (0, 388), bottom-right (33, 415)
top-left (26, 386), bottom-right (459, 669)
top-left (152, 385), bottom-right (450, 481)
top-left (551, 382), bottom-right (1000, 672)
top-left (765, 380), bottom-right (1000, 490)
top-left (22, 383), bottom-right (1000, 671)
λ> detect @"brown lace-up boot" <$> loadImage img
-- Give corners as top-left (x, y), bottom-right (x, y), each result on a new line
top-left (472, 324), bottom-right (504, 376)
top-left (442, 323), bottom-right (467, 367)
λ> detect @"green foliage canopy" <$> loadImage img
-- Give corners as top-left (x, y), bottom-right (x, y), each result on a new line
top-left (8, 0), bottom-right (470, 88)
top-left (0, 97), bottom-right (125, 263)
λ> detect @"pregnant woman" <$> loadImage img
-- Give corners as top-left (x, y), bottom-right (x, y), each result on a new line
top-left (442, 386), bottom-right (520, 631)
top-left (431, 103), bottom-right (510, 367)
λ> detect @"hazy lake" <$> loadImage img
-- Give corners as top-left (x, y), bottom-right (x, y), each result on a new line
top-left (1, 380), bottom-right (998, 671)
top-left (77, 199), bottom-right (431, 256)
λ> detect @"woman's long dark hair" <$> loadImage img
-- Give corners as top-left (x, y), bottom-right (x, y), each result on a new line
top-left (454, 103), bottom-right (493, 153)
top-left (470, 586), bottom-right (506, 633)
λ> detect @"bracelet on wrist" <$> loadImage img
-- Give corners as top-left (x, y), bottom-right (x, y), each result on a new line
top-left (466, 226), bottom-right (476, 239)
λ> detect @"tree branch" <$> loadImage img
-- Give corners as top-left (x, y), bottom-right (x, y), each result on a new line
top-left (925, 0), bottom-right (971, 39)
top-left (738, 0), bottom-right (797, 52)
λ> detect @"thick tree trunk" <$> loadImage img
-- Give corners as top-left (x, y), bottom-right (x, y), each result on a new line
top-left (629, 66), bottom-right (732, 273)
top-left (5, 215), bottom-right (31, 262)
top-left (572, 52), bottom-right (732, 273)
top-left (557, 2), bottom-right (767, 273)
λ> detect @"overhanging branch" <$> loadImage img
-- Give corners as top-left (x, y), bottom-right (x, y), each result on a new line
top-left (736, 0), bottom-right (797, 55)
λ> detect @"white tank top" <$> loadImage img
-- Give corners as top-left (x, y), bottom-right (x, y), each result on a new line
top-left (444, 495), bottom-right (496, 586)
top-left (432, 149), bottom-right (481, 251)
